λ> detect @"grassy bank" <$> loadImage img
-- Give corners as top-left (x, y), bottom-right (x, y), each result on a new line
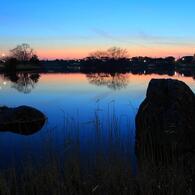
top-left (0, 109), bottom-right (193, 195)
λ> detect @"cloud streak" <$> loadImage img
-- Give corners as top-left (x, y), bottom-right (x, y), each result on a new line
top-left (90, 27), bottom-right (195, 48)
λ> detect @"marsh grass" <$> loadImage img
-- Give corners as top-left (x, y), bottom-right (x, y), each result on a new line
top-left (0, 105), bottom-right (194, 195)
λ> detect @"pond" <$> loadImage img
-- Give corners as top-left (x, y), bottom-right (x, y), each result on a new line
top-left (0, 72), bottom-right (195, 171)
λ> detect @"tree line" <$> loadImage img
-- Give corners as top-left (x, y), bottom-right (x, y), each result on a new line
top-left (1, 44), bottom-right (195, 73)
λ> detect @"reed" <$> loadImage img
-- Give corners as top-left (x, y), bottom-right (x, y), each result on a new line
top-left (0, 107), bottom-right (193, 195)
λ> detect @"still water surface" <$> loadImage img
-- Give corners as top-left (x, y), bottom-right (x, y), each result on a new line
top-left (0, 73), bottom-right (195, 169)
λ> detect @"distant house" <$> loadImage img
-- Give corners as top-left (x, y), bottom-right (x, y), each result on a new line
top-left (179, 56), bottom-right (194, 64)
top-left (131, 57), bottom-right (152, 64)
top-left (154, 58), bottom-right (165, 64)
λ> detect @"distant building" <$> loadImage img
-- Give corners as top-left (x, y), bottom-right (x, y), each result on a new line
top-left (178, 56), bottom-right (194, 64)
top-left (131, 57), bottom-right (153, 64)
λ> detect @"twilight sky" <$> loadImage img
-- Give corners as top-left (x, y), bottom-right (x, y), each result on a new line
top-left (0, 0), bottom-right (195, 59)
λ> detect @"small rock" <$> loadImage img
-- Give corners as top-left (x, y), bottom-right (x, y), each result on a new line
top-left (0, 106), bottom-right (46, 135)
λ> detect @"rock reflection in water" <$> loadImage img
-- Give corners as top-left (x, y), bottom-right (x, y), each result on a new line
top-left (86, 73), bottom-right (129, 90)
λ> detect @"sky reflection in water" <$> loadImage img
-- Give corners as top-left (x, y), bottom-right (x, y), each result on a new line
top-left (0, 73), bottom-right (195, 169)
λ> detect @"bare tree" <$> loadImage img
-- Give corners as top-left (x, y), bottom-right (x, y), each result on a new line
top-left (10, 44), bottom-right (34, 61)
top-left (107, 47), bottom-right (128, 59)
top-left (89, 47), bottom-right (128, 60)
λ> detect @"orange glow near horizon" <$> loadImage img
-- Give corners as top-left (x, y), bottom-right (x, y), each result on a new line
top-left (37, 48), bottom-right (90, 60)
top-left (36, 46), bottom-right (195, 60)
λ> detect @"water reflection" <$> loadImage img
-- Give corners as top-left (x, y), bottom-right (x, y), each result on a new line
top-left (86, 73), bottom-right (129, 90)
top-left (2, 72), bottom-right (40, 93)
top-left (0, 72), bottom-right (194, 180)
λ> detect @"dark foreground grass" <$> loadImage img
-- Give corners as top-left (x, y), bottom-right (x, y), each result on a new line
top-left (0, 108), bottom-right (194, 195)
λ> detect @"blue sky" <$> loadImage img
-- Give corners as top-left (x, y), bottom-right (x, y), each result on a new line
top-left (0, 0), bottom-right (195, 59)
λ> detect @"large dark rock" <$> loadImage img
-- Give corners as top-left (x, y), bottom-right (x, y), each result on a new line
top-left (135, 79), bottom-right (195, 194)
top-left (136, 79), bottom-right (195, 156)
top-left (0, 106), bottom-right (46, 135)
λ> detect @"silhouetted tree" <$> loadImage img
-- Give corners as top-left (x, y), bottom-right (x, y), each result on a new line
top-left (81, 47), bottom-right (129, 72)
top-left (107, 47), bottom-right (128, 59)
top-left (3, 44), bottom-right (40, 71)
top-left (10, 44), bottom-right (35, 62)
top-left (89, 51), bottom-right (108, 60)
top-left (30, 54), bottom-right (40, 64)
top-left (4, 58), bottom-right (19, 72)
top-left (165, 56), bottom-right (175, 64)
top-left (90, 47), bottom-right (128, 60)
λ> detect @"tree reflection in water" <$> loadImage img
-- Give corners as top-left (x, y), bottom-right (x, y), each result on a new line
top-left (3, 72), bottom-right (40, 93)
top-left (86, 73), bottom-right (129, 90)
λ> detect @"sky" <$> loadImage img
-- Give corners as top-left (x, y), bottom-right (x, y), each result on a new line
top-left (0, 0), bottom-right (195, 59)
